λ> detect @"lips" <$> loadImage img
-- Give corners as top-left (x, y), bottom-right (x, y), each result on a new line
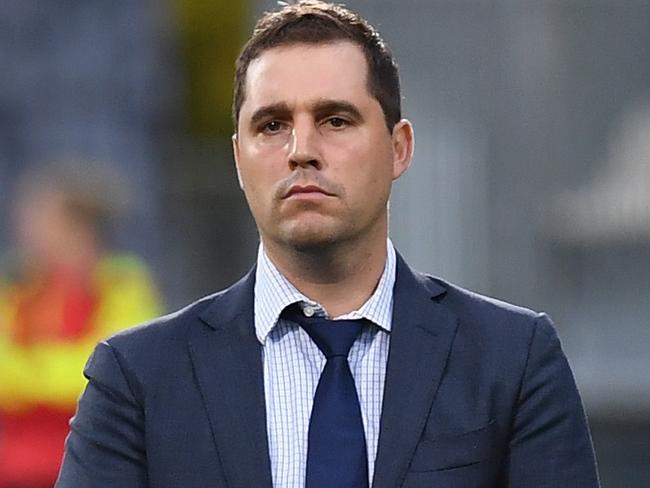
top-left (284, 184), bottom-right (334, 198)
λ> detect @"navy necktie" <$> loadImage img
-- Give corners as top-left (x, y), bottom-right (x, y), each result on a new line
top-left (282, 304), bottom-right (369, 488)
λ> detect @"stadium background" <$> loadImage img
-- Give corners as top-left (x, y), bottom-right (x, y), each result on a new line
top-left (1, 1), bottom-right (649, 485)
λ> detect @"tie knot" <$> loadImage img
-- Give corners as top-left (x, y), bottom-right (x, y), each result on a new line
top-left (281, 304), bottom-right (365, 358)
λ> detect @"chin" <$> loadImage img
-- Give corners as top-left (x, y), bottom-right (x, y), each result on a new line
top-left (284, 232), bottom-right (338, 253)
top-left (278, 220), bottom-right (344, 252)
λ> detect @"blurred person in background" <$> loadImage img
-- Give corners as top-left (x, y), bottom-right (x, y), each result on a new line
top-left (0, 161), bottom-right (163, 488)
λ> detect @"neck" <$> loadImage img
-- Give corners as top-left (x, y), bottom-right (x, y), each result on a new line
top-left (263, 231), bottom-right (388, 318)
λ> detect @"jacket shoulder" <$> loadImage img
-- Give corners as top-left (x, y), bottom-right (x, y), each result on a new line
top-left (81, 290), bottom-right (228, 407)
top-left (102, 274), bottom-right (246, 374)
top-left (423, 274), bottom-right (548, 340)
top-left (435, 275), bottom-right (539, 315)
top-left (107, 293), bottom-right (214, 345)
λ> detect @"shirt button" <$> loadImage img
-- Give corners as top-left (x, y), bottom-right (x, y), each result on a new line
top-left (302, 305), bottom-right (315, 317)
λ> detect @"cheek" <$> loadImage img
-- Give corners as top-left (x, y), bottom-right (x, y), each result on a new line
top-left (238, 144), bottom-right (274, 186)
top-left (335, 141), bottom-right (393, 189)
top-left (237, 149), bottom-right (285, 207)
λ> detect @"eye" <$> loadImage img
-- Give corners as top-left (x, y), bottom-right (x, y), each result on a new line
top-left (326, 117), bottom-right (348, 128)
top-left (261, 120), bottom-right (286, 134)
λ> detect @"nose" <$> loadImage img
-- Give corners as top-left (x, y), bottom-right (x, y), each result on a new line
top-left (287, 120), bottom-right (321, 170)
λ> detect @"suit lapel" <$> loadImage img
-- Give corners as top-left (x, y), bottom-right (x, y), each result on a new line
top-left (188, 268), bottom-right (273, 488)
top-left (372, 255), bottom-right (459, 488)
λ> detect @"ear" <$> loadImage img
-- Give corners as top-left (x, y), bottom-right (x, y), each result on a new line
top-left (390, 119), bottom-right (414, 180)
top-left (232, 133), bottom-right (245, 190)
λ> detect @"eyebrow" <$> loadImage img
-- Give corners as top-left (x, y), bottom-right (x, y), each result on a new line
top-left (249, 102), bottom-right (292, 126)
top-left (312, 100), bottom-right (363, 122)
top-left (248, 99), bottom-right (364, 127)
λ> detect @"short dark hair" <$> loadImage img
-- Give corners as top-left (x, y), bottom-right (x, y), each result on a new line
top-left (233, 0), bottom-right (401, 130)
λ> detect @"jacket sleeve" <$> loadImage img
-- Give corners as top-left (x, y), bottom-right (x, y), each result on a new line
top-left (55, 341), bottom-right (148, 487)
top-left (503, 313), bottom-right (600, 487)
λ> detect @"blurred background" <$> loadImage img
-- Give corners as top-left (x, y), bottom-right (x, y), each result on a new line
top-left (0, 0), bottom-right (648, 486)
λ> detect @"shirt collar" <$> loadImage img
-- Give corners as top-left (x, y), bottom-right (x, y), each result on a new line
top-left (254, 240), bottom-right (396, 344)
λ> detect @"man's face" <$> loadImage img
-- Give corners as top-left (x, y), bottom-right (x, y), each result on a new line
top-left (234, 41), bottom-right (412, 251)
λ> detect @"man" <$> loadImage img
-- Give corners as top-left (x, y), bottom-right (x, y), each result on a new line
top-left (56, 2), bottom-right (600, 487)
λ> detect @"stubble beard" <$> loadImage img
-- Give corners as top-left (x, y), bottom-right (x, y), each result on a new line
top-left (274, 214), bottom-right (352, 254)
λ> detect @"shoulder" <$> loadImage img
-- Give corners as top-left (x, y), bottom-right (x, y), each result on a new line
top-left (98, 266), bottom-right (254, 366)
top-left (420, 272), bottom-right (552, 347)
top-left (104, 290), bottom-right (219, 359)
top-left (82, 291), bottom-right (222, 403)
top-left (430, 275), bottom-right (540, 320)
top-left (413, 273), bottom-right (567, 398)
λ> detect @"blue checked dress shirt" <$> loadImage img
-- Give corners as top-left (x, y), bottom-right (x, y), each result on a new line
top-left (254, 241), bottom-right (396, 488)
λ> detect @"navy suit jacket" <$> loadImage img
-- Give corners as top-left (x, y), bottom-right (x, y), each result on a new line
top-left (56, 254), bottom-right (599, 487)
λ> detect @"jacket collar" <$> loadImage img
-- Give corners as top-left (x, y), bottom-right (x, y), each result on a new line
top-left (372, 253), bottom-right (458, 487)
top-left (191, 267), bottom-right (273, 488)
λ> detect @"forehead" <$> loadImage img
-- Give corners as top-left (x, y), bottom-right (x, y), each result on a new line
top-left (241, 41), bottom-right (373, 115)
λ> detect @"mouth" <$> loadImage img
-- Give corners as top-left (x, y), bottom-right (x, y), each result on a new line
top-left (284, 184), bottom-right (334, 199)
